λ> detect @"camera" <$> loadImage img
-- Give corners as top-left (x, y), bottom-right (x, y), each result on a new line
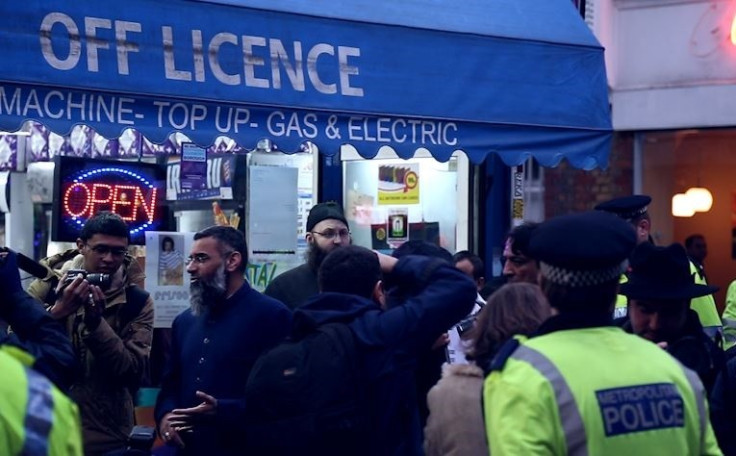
top-left (455, 315), bottom-right (477, 338)
top-left (63, 269), bottom-right (112, 290)
top-left (127, 425), bottom-right (156, 452)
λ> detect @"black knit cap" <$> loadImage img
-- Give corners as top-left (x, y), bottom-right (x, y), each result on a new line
top-left (529, 211), bottom-right (636, 287)
top-left (306, 201), bottom-right (348, 232)
top-left (594, 195), bottom-right (652, 221)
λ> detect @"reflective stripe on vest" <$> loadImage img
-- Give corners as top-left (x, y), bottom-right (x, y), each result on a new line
top-left (21, 367), bottom-right (53, 456)
top-left (679, 364), bottom-right (707, 454)
top-left (723, 318), bottom-right (736, 346)
top-left (511, 345), bottom-right (589, 456)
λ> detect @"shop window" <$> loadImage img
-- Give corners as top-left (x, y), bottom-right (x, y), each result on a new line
top-left (342, 146), bottom-right (465, 253)
top-left (640, 128), bottom-right (736, 309)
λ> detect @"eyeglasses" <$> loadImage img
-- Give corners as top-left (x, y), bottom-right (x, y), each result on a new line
top-left (311, 229), bottom-right (351, 240)
top-left (185, 251), bottom-right (234, 265)
top-left (87, 244), bottom-right (127, 257)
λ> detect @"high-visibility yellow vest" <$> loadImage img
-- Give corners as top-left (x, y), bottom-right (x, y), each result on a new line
top-left (722, 280), bottom-right (736, 350)
top-left (0, 346), bottom-right (83, 456)
top-left (484, 327), bottom-right (722, 455)
top-left (689, 262), bottom-right (722, 339)
top-left (613, 274), bottom-right (628, 318)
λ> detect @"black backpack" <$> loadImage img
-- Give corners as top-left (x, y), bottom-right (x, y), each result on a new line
top-left (244, 322), bottom-right (370, 455)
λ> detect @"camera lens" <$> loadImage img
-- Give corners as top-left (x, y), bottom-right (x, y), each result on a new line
top-left (86, 273), bottom-right (111, 290)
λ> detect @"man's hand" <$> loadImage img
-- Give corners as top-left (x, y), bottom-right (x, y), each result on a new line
top-left (159, 412), bottom-right (189, 448)
top-left (432, 333), bottom-right (450, 350)
top-left (83, 285), bottom-right (105, 331)
top-left (172, 391), bottom-right (218, 419)
top-left (49, 274), bottom-right (89, 320)
top-left (374, 251), bottom-right (399, 274)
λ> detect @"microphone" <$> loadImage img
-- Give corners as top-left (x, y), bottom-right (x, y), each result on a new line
top-left (17, 252), bottom-right (53, 279)
top-left (1, 248), bottom-right (53, 280)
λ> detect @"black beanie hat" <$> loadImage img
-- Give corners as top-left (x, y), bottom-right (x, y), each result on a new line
top-left (306, 202), bottom-right (348, 232)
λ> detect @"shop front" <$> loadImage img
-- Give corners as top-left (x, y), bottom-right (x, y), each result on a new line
top-left (0, 0), bottom-right (612, 291)
top-left (596, 0), bottom-right (736, 307)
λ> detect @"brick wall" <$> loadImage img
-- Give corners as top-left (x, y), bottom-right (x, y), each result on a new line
top-left (543, 132), bottom-right (634, 218)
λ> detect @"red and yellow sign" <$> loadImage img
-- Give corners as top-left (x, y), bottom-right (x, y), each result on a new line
top-left (378, 164), bottom-right (420, 205)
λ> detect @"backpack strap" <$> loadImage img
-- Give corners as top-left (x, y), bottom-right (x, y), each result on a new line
top-left (119, 285), bottom-right (150, 331)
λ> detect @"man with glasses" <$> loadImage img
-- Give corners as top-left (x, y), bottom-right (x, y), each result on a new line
top-left (265, 201), bottom-right (351, 309)
top-left (27, 211), bottom-right (153, 455)
top-left (155, 225), bottom-right (291, 455)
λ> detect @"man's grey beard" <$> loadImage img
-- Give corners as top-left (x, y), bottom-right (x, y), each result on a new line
top-left (190, 263), bottom-right (227, 316)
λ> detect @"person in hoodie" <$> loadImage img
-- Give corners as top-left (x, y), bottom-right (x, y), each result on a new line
top-left (292, 245), bottom-right (477, 456)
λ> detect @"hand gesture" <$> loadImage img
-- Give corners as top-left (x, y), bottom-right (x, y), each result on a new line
top-left (172, 391), bottom-right (218, 419)
top-left (161, 391), bottom-right (218, 447)
top-left (432, 333), bottom-right (450, 350)
top-left (374, 251), bottom-right (398, 274)
top-left (50, 273), bottom-right (89, 319)
top-left (83, 285), bottom-right (106, 330)
top-left (159, 412), bottom-right (189, 448)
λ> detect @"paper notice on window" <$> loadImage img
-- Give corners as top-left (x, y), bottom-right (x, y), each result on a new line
top-left (145, 231), bottom-right (195, 328)
top-left (248, 166), bottom-right (299, 255)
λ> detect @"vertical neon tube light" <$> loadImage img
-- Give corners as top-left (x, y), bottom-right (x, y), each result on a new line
top-left (732, 12), bottom-right (736, 45)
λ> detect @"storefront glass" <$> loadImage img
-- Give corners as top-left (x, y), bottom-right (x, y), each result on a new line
top-left (641, 128), bottom-right (736, 308)
top-left (343, 149), bottom-right (464, 254)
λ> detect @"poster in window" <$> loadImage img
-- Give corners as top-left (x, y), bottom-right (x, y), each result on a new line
top-left (378, 164), bottom-right (419, 205)
top-left (145, 231), bottom-right (195, 328)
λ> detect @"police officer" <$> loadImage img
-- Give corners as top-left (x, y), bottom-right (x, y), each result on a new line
top-left (618, 243), bottom-right (724, 397)
top-left (1, 349), bottom-right (83, 455)
top-left (595, 195), bottom-right (722, 340)
top-left (484, 211), bottom-right (722, 455)
top-left (0, 249), bottom-right (83, 455)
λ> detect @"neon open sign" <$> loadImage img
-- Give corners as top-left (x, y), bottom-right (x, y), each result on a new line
top-left (53, 157), bottom-right (167, 244)
top-left (62, 167), bottom-right (158, 235)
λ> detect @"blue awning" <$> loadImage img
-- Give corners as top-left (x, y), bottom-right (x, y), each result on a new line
top-left (0, 0), bottom-right (612, 169)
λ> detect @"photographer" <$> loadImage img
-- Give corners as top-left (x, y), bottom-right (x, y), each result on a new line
top-left (27, 212), bottom-right (154, 456)
top-left (616, 242), bottom-right (724, 398)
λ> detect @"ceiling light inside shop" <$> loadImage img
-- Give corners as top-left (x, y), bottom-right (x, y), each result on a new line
top-left (685, 187), bottom-right (713, 212)
top-left (672, 193), bottom-right (695, 217)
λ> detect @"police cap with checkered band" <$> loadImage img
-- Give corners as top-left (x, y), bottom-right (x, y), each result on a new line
top-left (529, 211), bottom-right (637, 288)
top-left (594, 195), bottom-right (652, 221)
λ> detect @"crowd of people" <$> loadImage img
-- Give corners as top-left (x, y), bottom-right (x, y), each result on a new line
top-left (3, 195), bottom-right (736, 455)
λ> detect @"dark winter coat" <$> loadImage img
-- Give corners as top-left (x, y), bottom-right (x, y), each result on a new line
top-left (292, 256), bottom-right (476, 456)
top-left (28, 250), bottom-right (153, 455)
top-left (0, 290), bottom-right (77, 391)
top-left (155, 282), bottom-right (292, 456)
top-left (264, 263), bottom-right (319, 310)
